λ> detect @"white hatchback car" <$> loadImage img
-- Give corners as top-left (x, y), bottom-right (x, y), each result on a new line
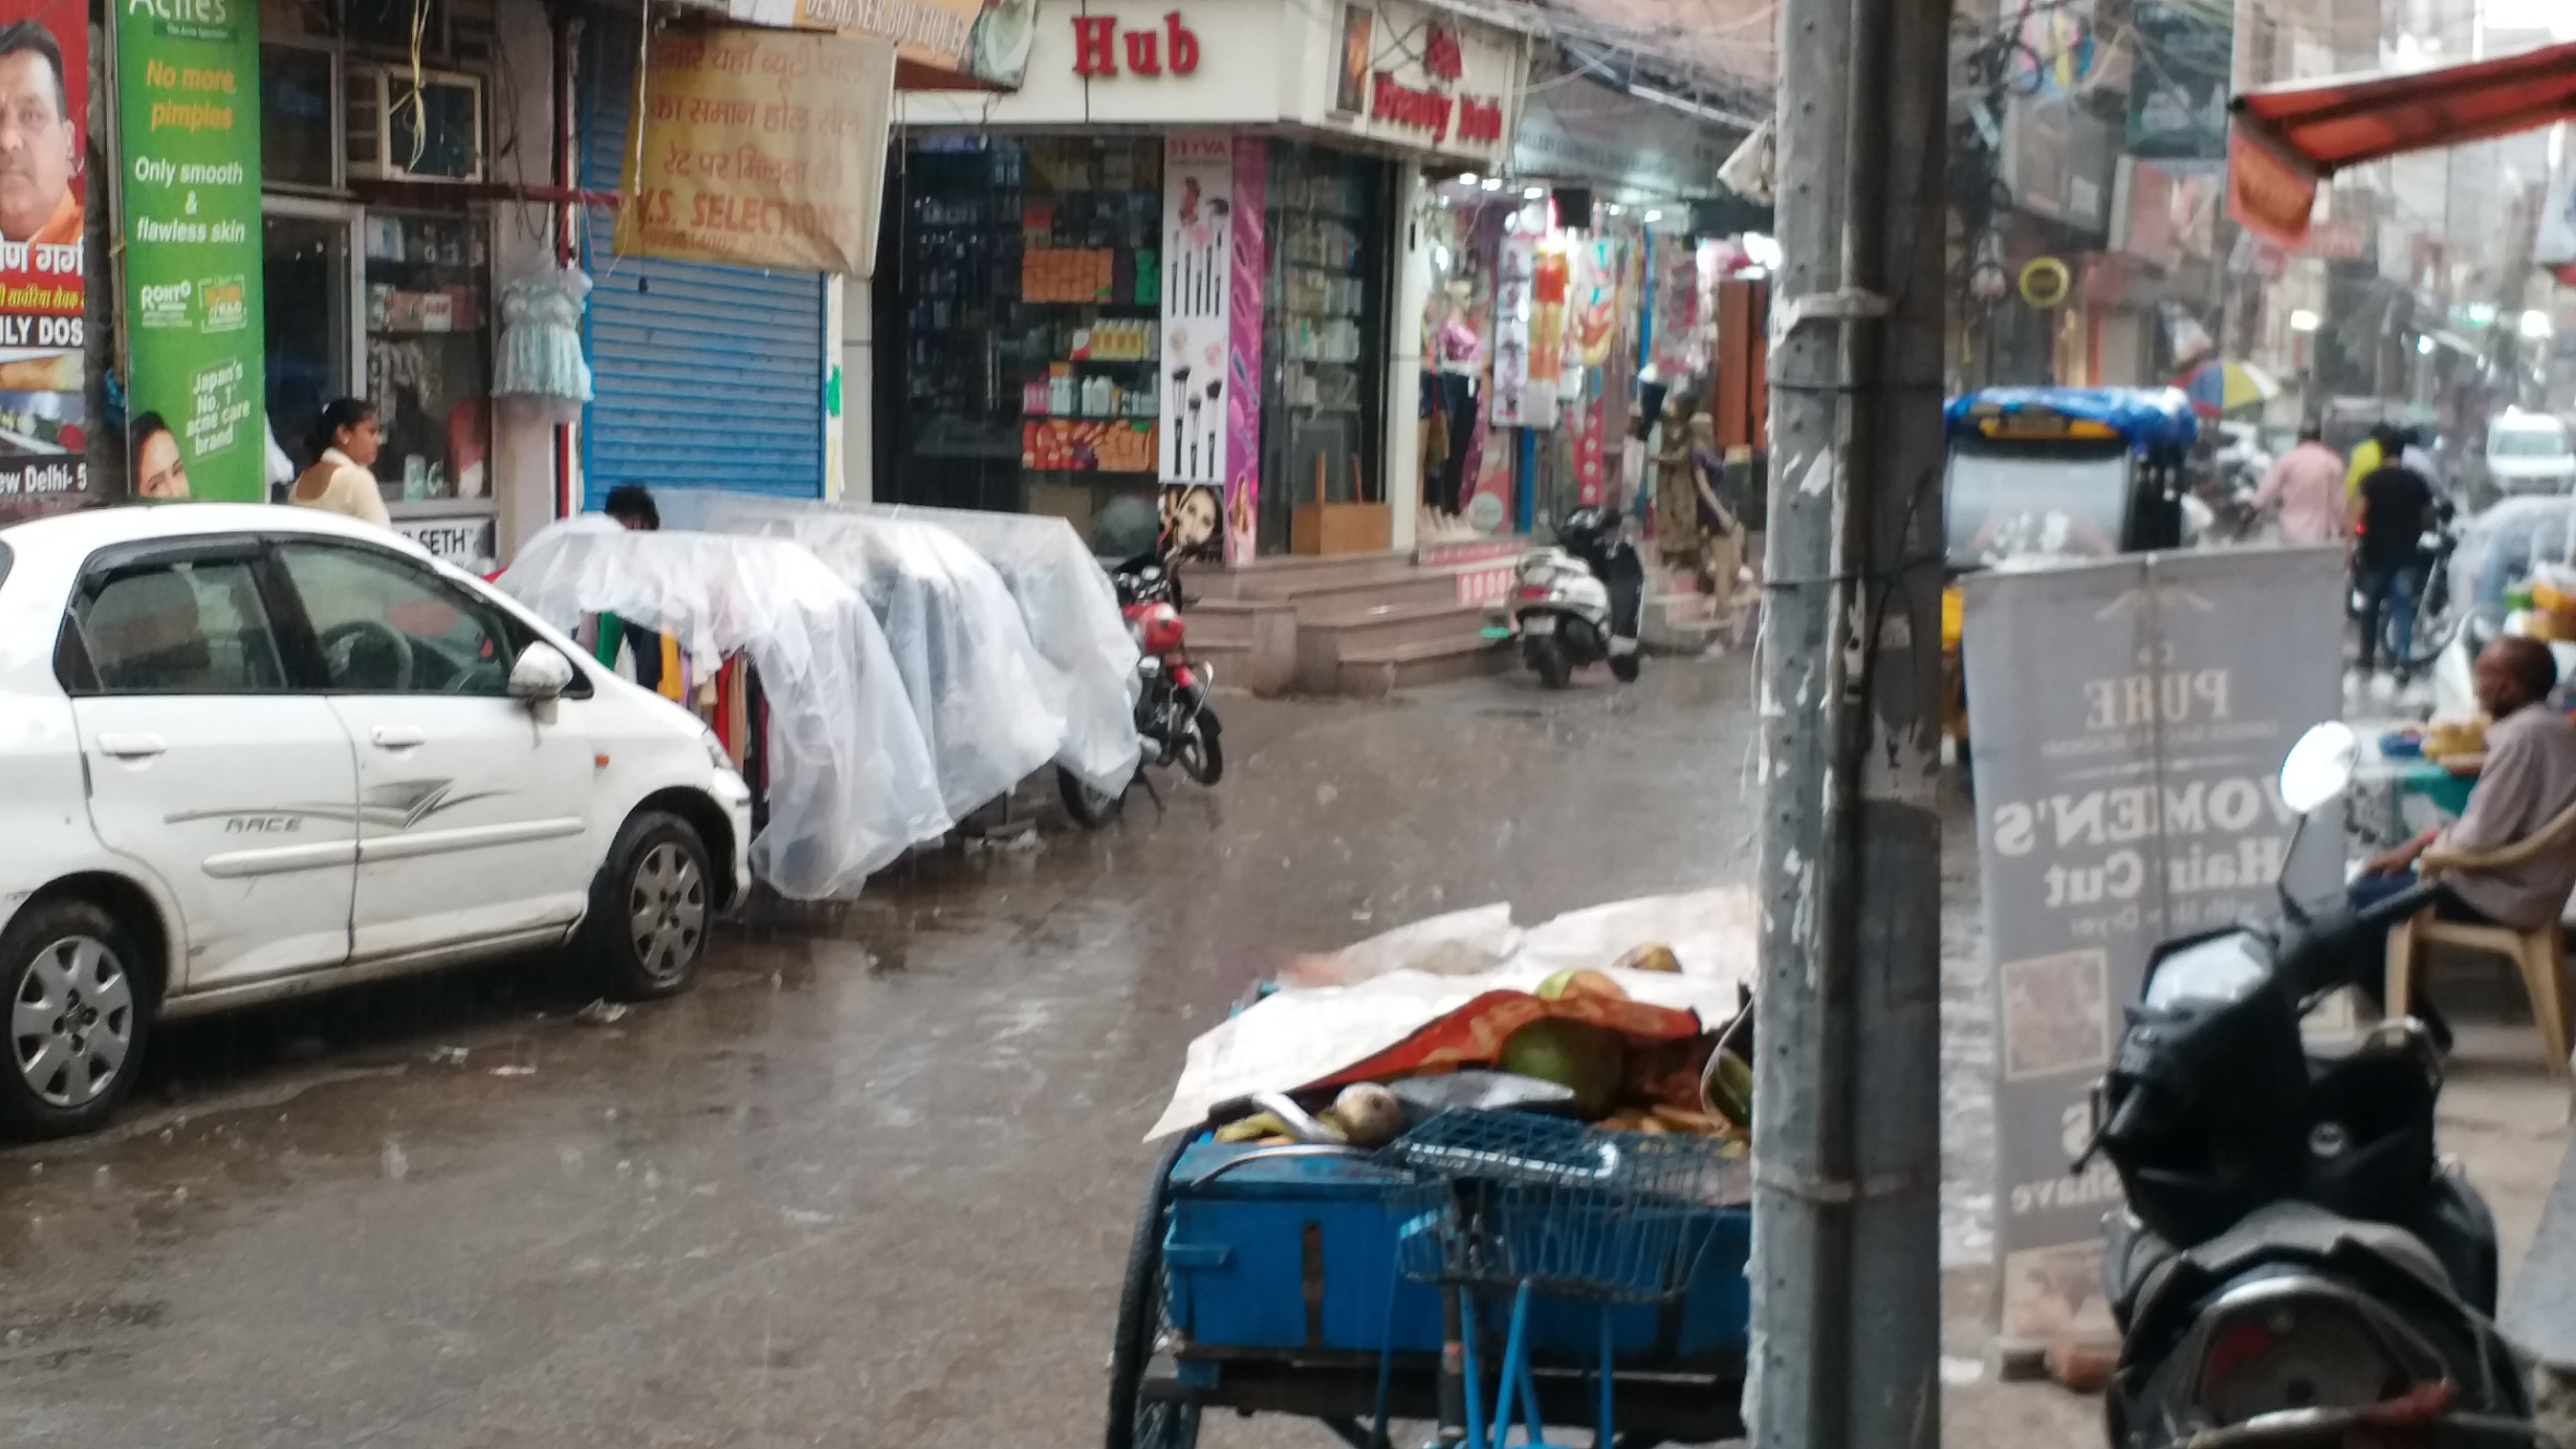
top-left (0, 504), bottom-right (751, 1138)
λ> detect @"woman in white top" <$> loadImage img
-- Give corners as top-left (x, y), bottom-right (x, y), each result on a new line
top-left (290, 397), bottom-right (392, 527)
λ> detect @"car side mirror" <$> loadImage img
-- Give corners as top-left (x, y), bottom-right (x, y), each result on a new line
top-left (508, 642), bottom-right (574, 704)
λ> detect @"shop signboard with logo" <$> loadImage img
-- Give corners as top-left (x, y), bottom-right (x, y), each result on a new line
top-left (894, 0), bottom-right (1522, 164)
top-left (897, 0), bottom-right (1287, 128)
top-left (1963, 548), bottom-right (2345, 1349)
top-left (0, 0), bottom-right (88, 513)
top-left (1314, 0), bottom-right (1516, 166)
top-left (117, 0), bottom-right (266, 503)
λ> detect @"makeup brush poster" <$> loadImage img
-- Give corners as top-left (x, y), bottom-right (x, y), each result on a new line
top-left (1160, 133), bottom-right (1232, 492)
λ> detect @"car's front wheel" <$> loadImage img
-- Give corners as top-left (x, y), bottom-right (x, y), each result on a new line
top-left (585, 811), bottom-right (713, 1001)
top-left (1, 897), bottom-right (153, 1140)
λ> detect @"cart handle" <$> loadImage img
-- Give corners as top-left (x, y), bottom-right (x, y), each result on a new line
top-left (1178, 1143), bottom-right (1379, 1190)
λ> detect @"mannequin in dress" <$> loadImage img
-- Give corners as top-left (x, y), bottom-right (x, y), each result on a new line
top-left (1424, 281), bottom-right (1480, 530)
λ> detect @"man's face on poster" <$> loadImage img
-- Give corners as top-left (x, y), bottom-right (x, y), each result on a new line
top-left (0, 45), bottom-right (72, 243)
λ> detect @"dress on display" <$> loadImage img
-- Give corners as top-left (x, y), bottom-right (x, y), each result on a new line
top-left (495, 266), bottom-right (595, 413)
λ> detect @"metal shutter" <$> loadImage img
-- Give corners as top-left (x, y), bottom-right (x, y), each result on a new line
top-left (578, 16), bottom-right (826, 507)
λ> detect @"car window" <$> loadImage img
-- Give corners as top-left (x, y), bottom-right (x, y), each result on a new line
top-left (275, 542), bottom-right (514, 695)
top-left (2493, 429), bottom-right (2572, 460)
top-left (64, 558), bottom-right (288, 695)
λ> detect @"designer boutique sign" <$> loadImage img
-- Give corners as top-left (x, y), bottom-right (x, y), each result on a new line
top-left (617, 27), bottom-right (895, 276)
top-left (1963, 547), bottom-right (2344, 1348)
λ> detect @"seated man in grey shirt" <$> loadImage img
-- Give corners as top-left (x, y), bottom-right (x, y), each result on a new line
top-left (2353, 636), bottom-right (2576, 1036)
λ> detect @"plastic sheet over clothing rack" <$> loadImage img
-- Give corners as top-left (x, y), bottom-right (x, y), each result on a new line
top-left (680, 498), bottom-right (1085, 813)
top-left (666, 494), bottom-right (1144, 798)
top-left (496, 522), bottom-right (951, 898)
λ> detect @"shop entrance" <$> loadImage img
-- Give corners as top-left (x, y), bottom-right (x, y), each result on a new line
top-left (878, 135), bottom-right (1167, 556)
top-left (261, 199), bottom-right (363, 491)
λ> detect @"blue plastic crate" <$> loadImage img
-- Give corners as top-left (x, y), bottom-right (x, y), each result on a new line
top-left (1162, 1141), bottom-right (1750, 1365)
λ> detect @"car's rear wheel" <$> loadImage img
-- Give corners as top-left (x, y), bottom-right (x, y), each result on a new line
top-left (585, 811), bottom-right (712, 1001)
top-left (1, 898), bottom-right (152, 1140)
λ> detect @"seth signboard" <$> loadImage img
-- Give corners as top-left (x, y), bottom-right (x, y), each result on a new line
top-left (1962, 548), bottom-right (2345, 1346)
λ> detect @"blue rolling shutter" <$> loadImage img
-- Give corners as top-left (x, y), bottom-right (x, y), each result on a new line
top-left (578, 16), bottom-right (826, 508)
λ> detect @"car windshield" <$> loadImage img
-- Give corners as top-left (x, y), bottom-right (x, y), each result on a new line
top-left (1943, 443), bottom-right (2130, 569)
top-left (2492, 428), bottom-right (2572, 460)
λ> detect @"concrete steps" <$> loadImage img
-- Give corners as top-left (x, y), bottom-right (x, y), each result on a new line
top-left (1181, 542), bottom-right (1531, 697)
top-left (1196, 550), bottom-right (1415, 601)
top-left (1338, 634), bottom-right (1513, 696)
top-left (1180, 598), bottom-right (1297, 694)
top-left (1258, 569), bottom-right (1465, 619)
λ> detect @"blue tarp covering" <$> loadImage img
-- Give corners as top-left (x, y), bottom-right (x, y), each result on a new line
top-left (1944, 387), bottom-right (2200, 451)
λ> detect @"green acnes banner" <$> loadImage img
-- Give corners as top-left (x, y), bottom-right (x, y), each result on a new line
top-left (117, 0), bottom-right (263, 502)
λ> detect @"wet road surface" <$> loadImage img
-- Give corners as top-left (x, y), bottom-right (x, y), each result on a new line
top-left (2, 657), bottom-right (1802, 1449)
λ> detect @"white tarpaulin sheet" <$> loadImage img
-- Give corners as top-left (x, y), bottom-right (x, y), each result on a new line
top-left (864, 503), bottom-right (1143, 796)
top-left (687, 500), bottom-right (1072, 818)
top-left (496, 520), bottom-right (950, 898)
top-left (1145, 888), bottom-right (1758, 1139)
top-left (664, 494), bottom-right (1143, 798)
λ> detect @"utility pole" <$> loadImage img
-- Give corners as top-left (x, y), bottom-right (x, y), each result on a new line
top-left (1746, 0), bottom-right (1948, 1435)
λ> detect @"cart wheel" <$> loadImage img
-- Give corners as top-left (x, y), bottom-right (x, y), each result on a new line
top-left (1107, 1133), bottom-right (1202, 1449)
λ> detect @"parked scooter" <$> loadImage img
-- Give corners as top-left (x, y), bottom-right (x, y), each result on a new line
top-left (1503, 506), bottom-right (1647, 689)
top-left (1060, 551), bottom-right (1222, 828)
top-left (2089, 722), bottom-right (2551, 1449)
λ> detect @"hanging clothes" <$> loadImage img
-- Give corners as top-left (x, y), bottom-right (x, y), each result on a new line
top-left (495, 266), bottom-right (596, 419)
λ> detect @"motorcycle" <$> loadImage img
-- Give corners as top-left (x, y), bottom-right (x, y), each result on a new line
top-left (1503, 506), bottom-right (1647, 689)
top-left (2089, 722), bottom-right (2551, 1449)
top-left (1059, 551), bottom-right (1222, 829)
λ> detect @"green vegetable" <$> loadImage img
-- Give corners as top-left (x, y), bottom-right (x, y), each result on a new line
top-left (1498, 1018), bottom-right (1626, 1117)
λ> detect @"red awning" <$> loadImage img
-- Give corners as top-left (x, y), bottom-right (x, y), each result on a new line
top-left (2231, 41), bottom-right (2576, 174)
top-left (2225, 41), bottom-right (2576, 248)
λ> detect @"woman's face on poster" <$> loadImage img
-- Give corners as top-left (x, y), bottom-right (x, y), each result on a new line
top-left (136, 429), bottom-right (188, 499)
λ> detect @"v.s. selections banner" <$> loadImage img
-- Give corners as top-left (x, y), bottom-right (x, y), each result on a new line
top-left (0, 0), bottom-right (91, 512)
top-left (616, 27), bottom-right (894, 276)
top-left (117, 0), bottom-right (266, 501)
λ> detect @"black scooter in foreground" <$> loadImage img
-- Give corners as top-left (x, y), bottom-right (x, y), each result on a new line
top-left (2087, 722), bottom-right (2555, 1449)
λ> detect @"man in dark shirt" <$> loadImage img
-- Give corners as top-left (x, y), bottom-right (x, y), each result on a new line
top-left (2349, 452), bottom-right (2434, 679)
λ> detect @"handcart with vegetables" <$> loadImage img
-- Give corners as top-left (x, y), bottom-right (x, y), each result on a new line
top-left (1109, 956), bottom-right (1759, 1449)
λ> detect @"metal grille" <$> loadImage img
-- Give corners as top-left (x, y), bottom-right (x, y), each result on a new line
top-left (577, 15), bottom-right (827, 509)
top-left (1387, 1111), bottom-right (1734, 1304)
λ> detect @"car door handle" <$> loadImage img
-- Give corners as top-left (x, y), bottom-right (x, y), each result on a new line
top-left (371, 726), bottom-right (428, 750)
top-left (96, 732), bottom-right (166, 759)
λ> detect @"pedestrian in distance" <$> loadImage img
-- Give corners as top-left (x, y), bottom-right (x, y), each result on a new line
top-left (2248, 418), bottom-right (2346, 546)
top-left (2348, 432), bottom-right (2437, 691)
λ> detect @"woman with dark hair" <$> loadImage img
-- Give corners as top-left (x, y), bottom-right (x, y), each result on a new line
top-left (131, 412), bottom-right (189, 499)
top-left (290, 397), bottom-right (391, 527)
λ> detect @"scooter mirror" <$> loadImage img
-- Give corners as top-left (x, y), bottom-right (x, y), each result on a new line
top-left (2279, 722), bottom-right (2360, 815)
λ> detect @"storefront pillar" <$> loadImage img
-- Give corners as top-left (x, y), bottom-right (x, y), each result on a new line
top-left (1386, 168), bottom-right (1431, 553)
top-left (825, 273), bottom-right (849, 500)
top-left (845, 277), bottom-right (873, 500)
top-left (489, 0), bottom-right (567, 564)
top-left (1514, 425), bottom-right (1536, 533)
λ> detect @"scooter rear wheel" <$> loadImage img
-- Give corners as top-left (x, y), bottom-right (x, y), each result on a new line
top-left (1524, 634), bottom-right (1573, 690)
